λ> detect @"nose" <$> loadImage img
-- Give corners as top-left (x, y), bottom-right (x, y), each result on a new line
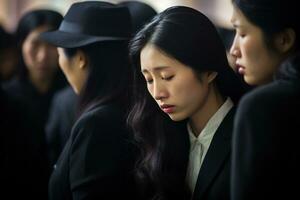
top-left (229, 34), bottom-right (241, 58)
top-left (152, 81), bottom-right (168, 101)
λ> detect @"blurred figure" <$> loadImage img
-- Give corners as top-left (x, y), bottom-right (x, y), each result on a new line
top-left (2, 9), bottom-right (66, 199)
top-left (3, 9), bottom-right (66, 133)
top-left (119, 1), bottom-right (157, 33)
top-left (1, 25), bottom-right (49, 199)
top-left (41, 2), bottom-right (137, 199)
top-left (0, 25), bottom-right (18, 81)
top-left (230, 0), bottom-right (300, 199)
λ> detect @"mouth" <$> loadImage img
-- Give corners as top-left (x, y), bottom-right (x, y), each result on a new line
top-left (236, 64), bottom-right (246, 75)
top-left (160, 104), bottom-right (175, 114)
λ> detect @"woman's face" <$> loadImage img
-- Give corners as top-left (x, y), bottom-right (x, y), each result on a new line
top-left (22, 25), bottom-right (59, 81)
top-left (57, 48), bottom-right (87, 94)
top-left (230, 7), bottom-right (284, 85)
top-left (140, 44), bottom-right (212, 122)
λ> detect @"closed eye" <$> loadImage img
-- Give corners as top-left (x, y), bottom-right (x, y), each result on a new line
top-left (162, 75), bottom-right (174, 81)
top-left (145, 79), bottom-right (153, 84)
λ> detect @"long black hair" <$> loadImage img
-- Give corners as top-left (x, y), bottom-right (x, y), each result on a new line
top-left (128, 6), bottom-right (246, 200)
top-left (63, 40), bottom-right (132, 117)
top-left (15, 9), bottom-right (63, 82)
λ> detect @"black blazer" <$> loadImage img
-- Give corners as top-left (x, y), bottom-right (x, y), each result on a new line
top-left (192, 108), bottom-right (235, 200)
top-left (46, 86), bottom-right (78, 166)
top-left (48, 103), bottom-right (137, 200)
top-left (231, 79), bottom-right (300, 200)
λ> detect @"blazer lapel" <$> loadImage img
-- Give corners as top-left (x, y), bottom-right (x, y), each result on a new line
top-left (192, 108), bottom-right (235, 200)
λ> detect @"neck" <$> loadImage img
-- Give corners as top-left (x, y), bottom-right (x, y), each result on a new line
top-left (189, 85), bottom-right (224, 137)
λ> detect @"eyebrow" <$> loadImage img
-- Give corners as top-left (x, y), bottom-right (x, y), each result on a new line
top-left (141, 66), bottom-right (171, 73)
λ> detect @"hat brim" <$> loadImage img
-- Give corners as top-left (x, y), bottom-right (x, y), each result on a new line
top-left (40, 30), bottom-right (128, 48)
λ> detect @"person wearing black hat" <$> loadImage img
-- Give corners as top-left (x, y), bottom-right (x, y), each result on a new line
top-left (40, 1), bottom-right (137, 200)
top-left (229, 0), bottom-right (300, 199)
top-left (127, 6), bottom-right (247, 200)
top-left (44, 0), bottom-right (157, 169)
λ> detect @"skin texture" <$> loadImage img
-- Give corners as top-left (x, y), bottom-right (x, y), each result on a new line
top-left (140, 44), bottom-right (223, 135)
top-left (230, 7), bottom-right (284, 86)
top-left (57, 48), bottom-right (88, 94)
top-left (22, 25), bottom-right (59, 91)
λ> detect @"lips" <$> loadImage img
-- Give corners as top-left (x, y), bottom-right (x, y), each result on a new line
top-left (160, 104), bottom-right (175, 114)
top-left (236, 64), bottom-right (246, 75)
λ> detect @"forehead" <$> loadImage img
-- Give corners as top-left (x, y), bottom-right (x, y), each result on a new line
top-left (140, 44), bottom-right (180, 72)
top-left (231, 6), bottom-right (250, 28)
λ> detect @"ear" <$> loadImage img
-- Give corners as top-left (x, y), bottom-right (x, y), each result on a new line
top-left (207, 71), bottom-right (218, 83)
top-left (274, 28), bottom-right (296, 53)
top-left (77, 50), bottom-right (87, 70)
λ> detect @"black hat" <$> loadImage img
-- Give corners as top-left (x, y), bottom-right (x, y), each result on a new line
top-left (40, 1), bottom-right (132, 48)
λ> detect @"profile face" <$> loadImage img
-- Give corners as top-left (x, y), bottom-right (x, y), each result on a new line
top-left (140, 44), bottom-right (211, 121)
top-left (230, 7), bottom-right (283, 85)
top-left (57, 48), bottom-right (87, 94)
top-left (22, 25), bottom-right (59, 81)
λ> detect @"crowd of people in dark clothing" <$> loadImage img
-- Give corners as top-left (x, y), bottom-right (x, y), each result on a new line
top-left (1, 0), bottom-right (299, 200)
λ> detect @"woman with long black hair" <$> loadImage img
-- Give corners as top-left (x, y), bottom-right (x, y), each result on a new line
top-left (127, 6), bottom-right (247, 200)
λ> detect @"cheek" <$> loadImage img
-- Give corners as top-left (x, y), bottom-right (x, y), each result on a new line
top-left (58, 57), bottom-right (68, 74)
top-left (22, 42), bottom-right (35, 66)
top-left (146, 85), bottom-right (154, 98)
top-left (178, 80), bottom-right (207, 107)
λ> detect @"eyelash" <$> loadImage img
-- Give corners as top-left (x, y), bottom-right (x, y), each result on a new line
top-left (162, 75), bottom-right (174, 81)
top-left (145, 75), bottom-right (174, 84)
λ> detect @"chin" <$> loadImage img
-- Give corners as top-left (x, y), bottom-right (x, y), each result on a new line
top-left (168, 113), bottom-right (186, 122)
top-left (244, 76), bottom-right (257, 86)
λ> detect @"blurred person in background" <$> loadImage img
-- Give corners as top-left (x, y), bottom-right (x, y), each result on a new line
top-left (2, 9), bottom-right (66, 199)
top-left (3, 9), bottom-right (66, 133)
top-left (1, 22), bottom-right (49, 199)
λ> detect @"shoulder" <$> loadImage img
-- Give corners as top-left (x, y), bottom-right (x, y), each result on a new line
top-left (78, 103), bottom-right (123, 124)
top-left (53, 86), bottom-right (77, 101)
top-left (237, 80), bottom-right (300, 120)
top-left (71, 103), bottom-right (127, 139)
top-left (51, 86), bottom-right (78, 108)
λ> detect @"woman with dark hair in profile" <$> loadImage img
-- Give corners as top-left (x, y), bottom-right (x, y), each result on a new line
top-left (229, 0), bottom-right (300, 199)
top-left (45, 0), bottom-right (157, 168)
top-left (128, 6), bottom-right (247, 200)
top-left (41, 1), bottom-right (137, 199)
